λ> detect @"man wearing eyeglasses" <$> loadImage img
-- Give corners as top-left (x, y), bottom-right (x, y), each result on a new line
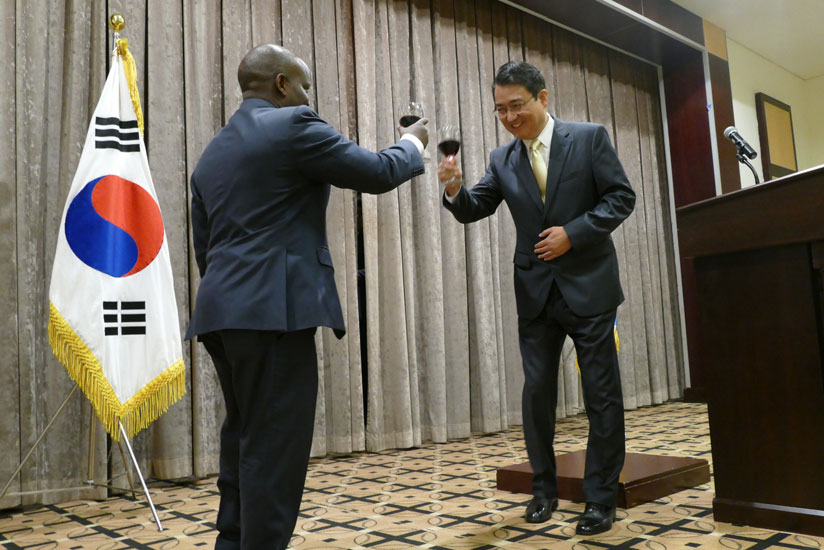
top-left (438, 61), bottom-right (635, 536)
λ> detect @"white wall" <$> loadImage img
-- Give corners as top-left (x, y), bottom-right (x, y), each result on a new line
top-left (727, 38), bottom-right (824, 187)
top-left (802, 74), bottom-right (824, 170)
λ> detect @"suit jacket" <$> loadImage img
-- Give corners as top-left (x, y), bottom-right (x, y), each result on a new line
top-left (186, 98), bottom-right (424, 340)
top-left (443, 117), bottom-right (635, 319)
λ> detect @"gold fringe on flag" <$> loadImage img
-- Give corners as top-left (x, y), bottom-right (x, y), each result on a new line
top-left (115, 38), bottom-right (144, 135)
top-left (48, 302), bottom-right (185, 441)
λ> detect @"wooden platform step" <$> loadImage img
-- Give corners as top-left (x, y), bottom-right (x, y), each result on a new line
top-left (496, 451), bottom-right (710, 508)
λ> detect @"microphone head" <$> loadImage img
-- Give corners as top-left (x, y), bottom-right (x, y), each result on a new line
top-left (723, 126), bottom-right (737, 140)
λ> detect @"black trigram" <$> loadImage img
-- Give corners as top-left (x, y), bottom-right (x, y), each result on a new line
top-left (95, 117), bottom-right (140, 152)
top-left (103, 301), bottom-right (146, 336)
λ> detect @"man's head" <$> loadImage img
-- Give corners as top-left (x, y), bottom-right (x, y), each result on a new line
top-left (237, 44), bottom-right (312, 107)
top-left (492, 61), bottom-right (549, 141)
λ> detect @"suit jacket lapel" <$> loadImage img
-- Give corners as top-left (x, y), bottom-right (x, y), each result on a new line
top-left (544, 119), bottom-right (571, 214)
top-left (510, 139), bottom-right (544, 213)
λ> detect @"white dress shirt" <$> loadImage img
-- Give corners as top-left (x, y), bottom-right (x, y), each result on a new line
top-left (524, 113), bottom-right (554, 171)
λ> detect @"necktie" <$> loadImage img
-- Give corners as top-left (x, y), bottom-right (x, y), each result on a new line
top-left (530, 139), bottom-right (547, 202)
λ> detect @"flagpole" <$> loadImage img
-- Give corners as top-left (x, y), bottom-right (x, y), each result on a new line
top-left (117, 440), bottom-right (137, 494)
top-left (118, 421), bottom-right (163, 531)
top-left (86, 403), bottom-right (96, 485)
top-left (0, 385), bottom-right (79, 500)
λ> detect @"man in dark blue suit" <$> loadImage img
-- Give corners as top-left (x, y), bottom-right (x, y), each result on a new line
top-left (439, 61), bottom-right (635, 535)
top-left (186, 44), bottom-right (428, 550)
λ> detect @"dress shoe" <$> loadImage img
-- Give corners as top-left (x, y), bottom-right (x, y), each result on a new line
top-left (524, 496), bottom-right (559, 523)
top-left (575, 502), bottom-right (616, 535)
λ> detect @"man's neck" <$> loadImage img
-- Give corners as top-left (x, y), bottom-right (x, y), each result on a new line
top-left (526, 112), bottom-right (550, 142)
top-left (243, 90), bottom-right (279, 106)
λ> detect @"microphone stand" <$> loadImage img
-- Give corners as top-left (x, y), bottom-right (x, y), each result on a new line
top-left (736, 149), bottom-right (760, 185)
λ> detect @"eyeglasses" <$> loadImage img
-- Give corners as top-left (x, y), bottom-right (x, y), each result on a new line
top-left (494, 96), bottom-right (535, 118)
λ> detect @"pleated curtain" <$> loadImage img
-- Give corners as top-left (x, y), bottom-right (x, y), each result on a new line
top-left (0, 0), bottom-right (683, 509)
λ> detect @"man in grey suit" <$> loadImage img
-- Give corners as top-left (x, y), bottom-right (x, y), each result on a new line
top-left (186, 44), bottom-right (428, 550)
top-left (438, 61), bottom-right (635, 535)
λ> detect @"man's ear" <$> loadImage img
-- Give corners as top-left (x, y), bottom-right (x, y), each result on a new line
top-left (538, 89), bottom-right (549, 108)
top-left (274, 73), bottom-right (288, 97)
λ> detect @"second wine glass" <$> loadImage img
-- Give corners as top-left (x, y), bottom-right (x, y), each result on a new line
top-left (438, 125), bottom-right (461, 158)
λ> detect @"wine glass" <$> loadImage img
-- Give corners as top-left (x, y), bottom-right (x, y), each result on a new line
top-left (438, 125), bottom-right (461, 158)
top-left (399, 102), bottom-right (423, 128)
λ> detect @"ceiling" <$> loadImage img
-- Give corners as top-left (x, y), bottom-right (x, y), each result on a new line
top-left (671, 0), bottom-right (824, 80)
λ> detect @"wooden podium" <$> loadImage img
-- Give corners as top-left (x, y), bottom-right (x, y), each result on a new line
top-left (677, 166), bottom-right (824, 536)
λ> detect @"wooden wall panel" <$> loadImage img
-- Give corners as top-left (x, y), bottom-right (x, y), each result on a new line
top-left (709, 53), bottom-right (741, 193)
top-left (640, 0), bottom-right (704, 45)
top-left (663, 51), bottom-right (715, 208)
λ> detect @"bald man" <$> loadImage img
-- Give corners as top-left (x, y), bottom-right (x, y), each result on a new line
top-left (186, 44), bottom-right (428, 550)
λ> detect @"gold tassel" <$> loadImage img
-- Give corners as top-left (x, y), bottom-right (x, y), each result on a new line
top-left (49, 302), bottom-right (185, 442)
top-left (120, 358), bottom-right (185, 440)
top-left (49, 302), bottom-right (120, 436)
top-left (115, 38), bottom-right (144, 136)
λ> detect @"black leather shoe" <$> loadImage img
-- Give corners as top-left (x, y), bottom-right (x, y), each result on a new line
top-left (524, 496), bottom-right (559, 523)
top-left (575, 502), bottom-right (616, 535)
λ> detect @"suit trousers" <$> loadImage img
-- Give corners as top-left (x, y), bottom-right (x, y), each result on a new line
top-left (201, 328), bottom-right (318, 550)
top-left (518, 283), bottom-right (625, 506)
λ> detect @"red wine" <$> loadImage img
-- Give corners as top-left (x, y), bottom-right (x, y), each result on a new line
top-left (438, 139), bottom-right (460, 156)
top-left (399, 115), bottom-right (420, 127)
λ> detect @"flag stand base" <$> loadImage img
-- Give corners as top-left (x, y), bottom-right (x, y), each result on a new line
top-left (0, 384), bottom-right (164, 531)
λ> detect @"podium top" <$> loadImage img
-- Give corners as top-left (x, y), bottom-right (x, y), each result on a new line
top-left (676, 164), bottom-right (824, 258)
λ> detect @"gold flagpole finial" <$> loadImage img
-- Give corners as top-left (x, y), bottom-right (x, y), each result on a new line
top-left (107, 12), bottom-right (144, 136)
top-left (109, 13), bottom-right (125, 33)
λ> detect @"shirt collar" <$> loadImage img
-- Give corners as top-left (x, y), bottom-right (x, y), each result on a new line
top-left (524, 113), bottom-right (553, 150)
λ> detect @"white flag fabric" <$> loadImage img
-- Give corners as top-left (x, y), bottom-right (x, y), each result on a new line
top-left (48, 42), bottom-right (184, 441)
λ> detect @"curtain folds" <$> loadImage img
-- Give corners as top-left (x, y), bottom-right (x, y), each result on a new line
top-left (356, 0), bottom-right (684, 451)
top-left (0, 0), bottom-right (683, 508)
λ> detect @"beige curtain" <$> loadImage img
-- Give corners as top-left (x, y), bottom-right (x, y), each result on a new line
top-left (0, 0), bottom-right (682, 508)
top-left (357, 0), bottom-right (684, 451)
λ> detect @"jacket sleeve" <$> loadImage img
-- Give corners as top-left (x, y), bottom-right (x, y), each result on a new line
top-left (190, 173), bottom-right (208, 277)
top-left (442, 156), bottom-right (504, 224)
top-left (290, 106), bottom-right (425, 194)
top-left (563, 125), bottom-right (636, 250)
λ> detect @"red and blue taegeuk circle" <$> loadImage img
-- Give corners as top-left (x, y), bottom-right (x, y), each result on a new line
top-left (65, 175), bottom-right (164, 278)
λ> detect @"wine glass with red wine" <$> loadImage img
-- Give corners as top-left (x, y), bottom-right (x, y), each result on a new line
top-left (399, 102), bottom-right (424, 127)
top-left (438, 125), bottom-right (461, 158)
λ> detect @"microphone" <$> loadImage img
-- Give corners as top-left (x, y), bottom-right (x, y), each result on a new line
top-left (723, 126), bottom-right (757, 160)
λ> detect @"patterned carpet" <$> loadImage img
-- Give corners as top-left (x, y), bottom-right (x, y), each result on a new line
top-left (1, 402), bottom-right (822, 549)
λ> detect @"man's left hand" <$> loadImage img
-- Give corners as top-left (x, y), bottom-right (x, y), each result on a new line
top-left (534, 226), bottom-right (571, 261)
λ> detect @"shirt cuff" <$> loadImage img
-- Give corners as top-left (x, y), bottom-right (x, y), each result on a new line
top-left (444, 187), bottom-right (459, 203)
top-left (400, 134), bottom-right (425, 155)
